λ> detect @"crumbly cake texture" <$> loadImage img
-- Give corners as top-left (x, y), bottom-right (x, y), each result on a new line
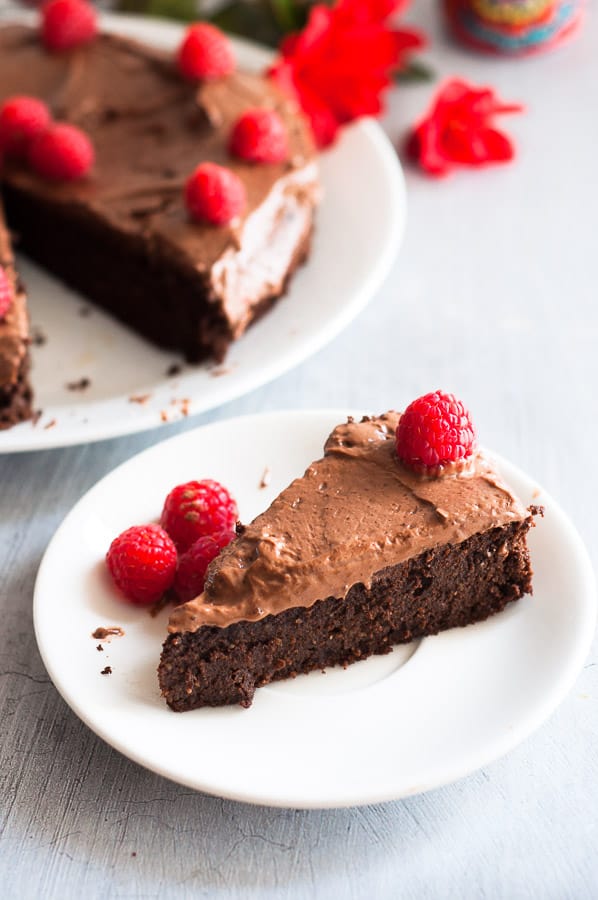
top-left (0, 200), bottom-right (33, 429)
top-left (159, 412), bottom-right (539, 711)
top-left (0, 25), bottom-right (318, 364)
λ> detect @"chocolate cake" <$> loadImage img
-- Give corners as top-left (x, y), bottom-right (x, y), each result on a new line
top-left (159, 412), bottom-right (539, 711)
top-left (0, 199), bottom-right (33, 428)
top-left (0, 24), bottom-right (318, 365)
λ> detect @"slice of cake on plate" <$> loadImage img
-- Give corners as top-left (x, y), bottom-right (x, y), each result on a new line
top-left (159, 393), bottom-right (541, 711)
top-left (0, 199), bottom-right (33, 428)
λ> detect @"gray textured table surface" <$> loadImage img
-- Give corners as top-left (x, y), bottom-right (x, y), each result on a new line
top-left (1, 1), bottom-right (597, 897)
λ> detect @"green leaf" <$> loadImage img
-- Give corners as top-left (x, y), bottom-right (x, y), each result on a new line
top-left (396, 58), bottom-right (436, 84)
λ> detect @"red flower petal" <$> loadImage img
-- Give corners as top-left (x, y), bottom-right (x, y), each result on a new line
top-left (268, 0), bottom-right (425, 149)
top-left (406, 78), bottom-right (522, 177)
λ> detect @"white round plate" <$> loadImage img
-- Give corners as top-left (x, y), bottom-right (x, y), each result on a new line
top-left (34, 410), bottom-right (596, 808)
top-left (0, 14), bottom-right (406, 453)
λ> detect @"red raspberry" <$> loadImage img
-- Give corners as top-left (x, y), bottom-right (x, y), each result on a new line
top-left (174, 530), bottom-right (235, 603)
top-left (0, 266), bottom-right (12, 320)
top-left (28, 123), bottom-right (94, 181)
top-left (106, 524), bottom-right (177, 605)
top-left (229, 108), bottom-right (289, 164)
top-left (177, 23), bottom-right (235, 81)
top-left (185, 162), bottom-right (245, 225)
top-left (161, 479), bottom-right (238, 552)
top-left (41, 0), bottom-right (97, 52)
top-left (396, 390), bottom-right (477, 470)
top-left (0, 96), bottom-right (52, 158)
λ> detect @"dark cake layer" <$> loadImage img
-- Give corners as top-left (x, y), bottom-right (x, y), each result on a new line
top-left (4, 182), bottom-right (312, 362)
top-left (0, 350), bottom-right (33, 429)
top-left (159, 517), bottom-right (536, 711)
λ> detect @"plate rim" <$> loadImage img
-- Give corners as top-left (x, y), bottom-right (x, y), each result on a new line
top-left (33, 408), bottom-right (598, 808)
top-left (0, 13), bottom-right (407, 453)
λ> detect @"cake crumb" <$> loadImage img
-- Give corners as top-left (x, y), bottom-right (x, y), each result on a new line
top-left (210, 366), bottom-right (232, 378)
top-left (31, 409), bottom-right (43, 427)
top-left (31, 327), bottom-right (47, 346)
top-left (96, 644), bottom-right (104, 652)
top-left (166, 363), bottom-right (182, 377)
top-left (170, 397), bottom-right (190, 417)
top-left (66, 377), bottom-right (91, 392)
top-left (160, 410), bottom-right (169, 423)
top-left (43, 418), bottom-right (57, 430)
top-left (149, 594), bottom-right (171, 617)
top-left (100, 666), bottom-right (112, 675)
top-left (92, 626), bottom-right (125, 641)
top-left (259, 466), bottom-right (271, 489)
top-left (129, 394), bottom-right (151, 405)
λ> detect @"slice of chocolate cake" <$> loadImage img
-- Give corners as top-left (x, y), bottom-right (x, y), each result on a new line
top-left (159, 410), bottom-right (540, 711)
top-left (0, 24), bottom-right (318, 364)
top-left (0, 198), bottom-right (33, 428)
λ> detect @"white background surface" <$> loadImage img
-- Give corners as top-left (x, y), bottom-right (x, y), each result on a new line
top-left (1, 0), bottom-right (597, 897)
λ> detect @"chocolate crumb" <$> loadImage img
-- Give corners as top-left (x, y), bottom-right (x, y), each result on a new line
top-left (31, 409), bottom-right (43, 427)
top-left (131, 852), bottom-right (137, 858)
top-left (166, 363), bottom-right (182, 377)
top-left (129, 393), bottom-right (151, 405)
top-left (92, 626), bottom-right (125, 640)
top-left (235, 521), bottom-right (246, 535)
top-left (66, 377), bottom-right (91, 392)
top-left (259, 466), bottom-right (271, 489)
top-left (149, 593), bottom-right (171, 618)
top-left (43, 418), bottom-right (57, 430)
top-left (31, 327), bottom-right (47, 346)
top-left (96, 644), bottom-right (104, 652)
top-left (100, 666), bottom-right (112, 675)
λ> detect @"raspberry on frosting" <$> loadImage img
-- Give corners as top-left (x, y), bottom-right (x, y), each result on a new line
top-left (184, 162), bottom-right (246, 226)
top-left (174, 530), bottom-right (236, 603)
top-left (177, 23), bottom-right (236, 81)
top-left (106, 524), bottom-right (178, 605)
top-left (41, 0), bottom-right (98, 53)
top-left (0, 96), bottom-right (52, 158)
top-left (0, 266), bottom-right (12, 320)
top-left (161, 479), bottom-right (239, 552)
top-left (396, 390), bottom-right (477, 471)
top-left (28, 123), bottom-right (94, 181)
top-left (229, 108), bottom-right (289, 164)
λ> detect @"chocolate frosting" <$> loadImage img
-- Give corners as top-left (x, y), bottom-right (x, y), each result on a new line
top-left (0, 25), bottom-right (318, 330)
top-left (169, 412), bottom-right (529, 632)
top-left (0, 199), bottom-right (28, 387)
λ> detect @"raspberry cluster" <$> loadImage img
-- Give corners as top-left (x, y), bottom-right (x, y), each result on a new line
top-left (106, 479), bottom-right (238, 606)
top-left (0, 95), bottom-right (94, 181)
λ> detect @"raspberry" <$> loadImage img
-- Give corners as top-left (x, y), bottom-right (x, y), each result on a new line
top-left (161, 479), bottom-right (238, 552)
top-left (229, 108), bottom-right (289, 164)
top-left (177, 23), bottom-right (235, 81)
top-left (396, 390), bottom-right (477, 470)
top-left (0, 96), bottom-right (52, 158)
top-left (28, 123), bottom-right (94, 181)
top-left (106, 524), bottom-right (177, 605)
top-left (41, 0), bottom-right (97, 52)
top-left (174, 530), bottom-right (235, 603)
top-left (0, 266), bottom-right (12, 320)
top-left (185, 162), bottom-right (245, 225)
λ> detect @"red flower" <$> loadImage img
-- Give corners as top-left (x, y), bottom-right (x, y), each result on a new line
top-left (407, 79), bottom-right (523, 177)
top-left (268, 0), bottom-right (425, 148)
